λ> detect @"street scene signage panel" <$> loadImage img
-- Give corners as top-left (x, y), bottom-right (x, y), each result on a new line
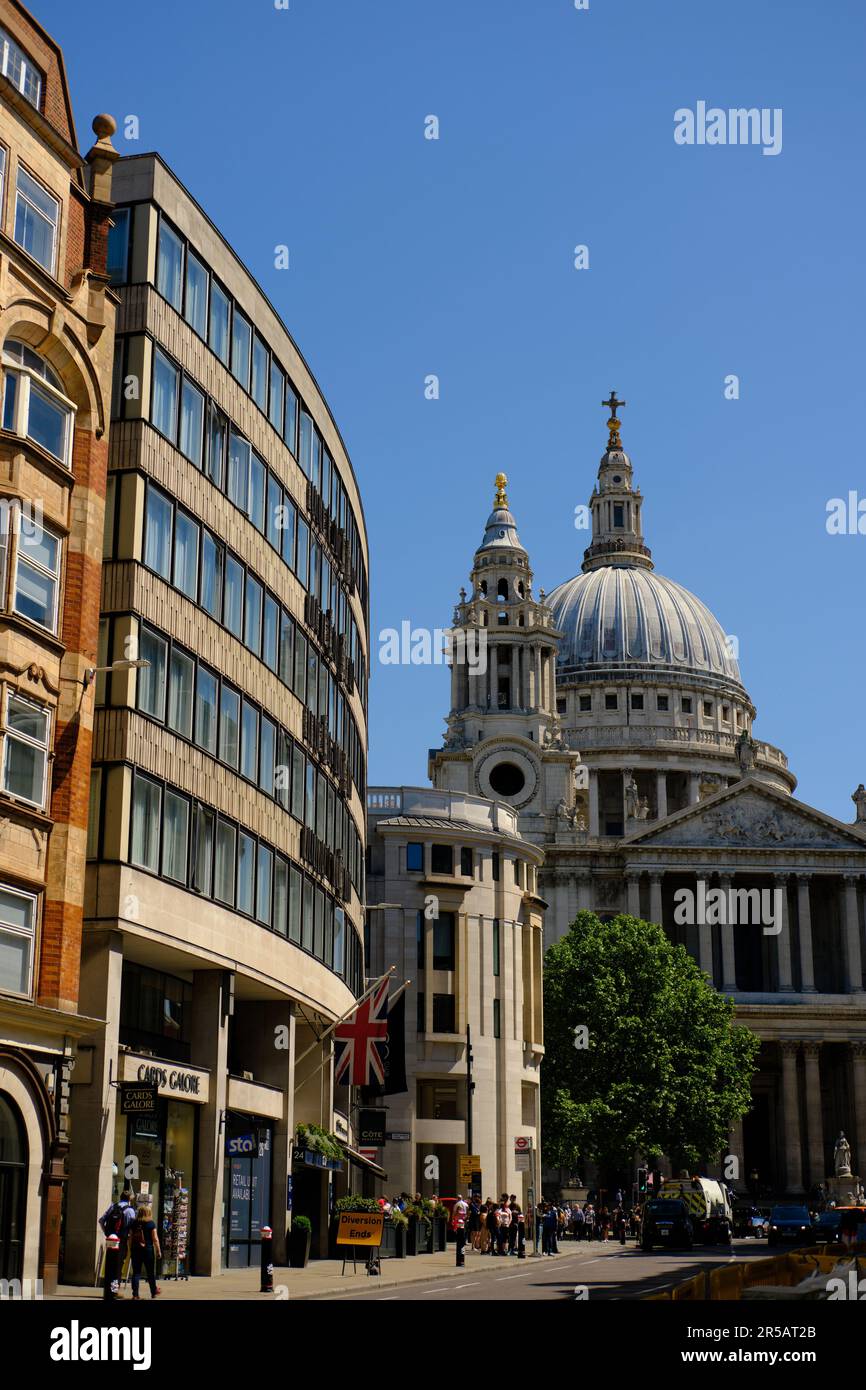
top-left (336, 1211), bottom-right (384, 1246)
top-left (119, 1083), bottom-right (158, 1115)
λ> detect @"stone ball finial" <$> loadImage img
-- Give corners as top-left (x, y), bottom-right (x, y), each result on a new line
top-left (92, 113), bottom-right (117, 140)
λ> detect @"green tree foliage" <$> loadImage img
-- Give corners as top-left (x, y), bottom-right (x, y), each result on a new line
top-left (542, 911), bottom-right (760, 1178)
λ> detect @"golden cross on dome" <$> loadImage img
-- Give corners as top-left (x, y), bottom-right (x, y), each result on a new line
top-left (602, 390), bottom-right (626, 447)
top-left (494, 472), bottom-right (508, 507)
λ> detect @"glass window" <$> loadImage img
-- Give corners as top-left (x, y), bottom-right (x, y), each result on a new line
top-left (266, 474), bottom-right (282, 550)
top-left (14, 167), bottom-right (58, 273)
top-left (240, 700), bottom-right (258, 781)
top-left (173, 511), bottom-right (199, 600)
top-left (0, 884), bottom-right (36, 996)
top-left (223, 555), bottom-right (244, 637)
top-left (273, 857), bottom-right (288, 937)
top-left (313, 887), bottom-right (324, 959)
top-left (200, 531), bottom-right (223, 620)
top-left (248, 453), bottom-right (266, 531)
top-left (281, 495), bottom-right (296, 570)
top-left (259, 716), bottom-right (276, 794)
top-left (214, 819), bottom-right (236, 905)
top-left (432, 994), bottom-right (456, 1034)
top-left (167, 648), bottom-right (194, 739)
top-left (492, 918), bottom-right (500, 977)
top-left (276, 730), bottom-right (290, 810)
top-left (137, 628), bottom-right (167, 720)
top-left (251, 335), bottom-right (268, 412)
top-left (192, 803), bottom-right (214, 896)
top-left (433, 912), bottom-right (455, 970)
top-left (206, 404), bottom-right (227, 489)
top-left (493, 997), bottom-right (501, 1039)
top-left (311, 430), bottom-right (322, 492)
top-left (244, 573), bottom-right (262, 655)
top-left (278, 609), bottom-right (294, 686)
top-left (288, 865), bottom-right (302, 943)
top-left (0, 27), bottom-right (42, 108)
top-left (299, 411), bottom-right (313, 477)
top-left (22, 378), bottom-right (70, 462)
top-left (406, 842), bottom-right (423, 872)
top-left (3, 693), bottom-right (49, 806)
top-left (194, 665), bottom-right (218, 755)
top-left (131, 774), bottom-right (162, 871)
top-left (13, 514), bottom-right (61, 631)
top-left (162, 790), bottom-right (189, 883)
top-left (152, 348), bottom-right (179, 441)
top-left (291, 745), bottom-right (304, 823)
top-left (491, 852), bottom-right (500, 882)
top-left (219, 685), bottom-right (240, 768)
top-left (431, 844), bottom-right (452, 875)
top-left (460, 847), bottom-right (473, 877)
top-left (227, 432), bottom-right (250, 511)
top-left (209, 280), bottom-right (231, 364)
top-left (263, 595), bottom-right (279, 672)
top-left (156, 219), bottom-right (184, 310)
top-left (185, 248), bottom-right (209, 338)
top-left (293, 629), bottom-right (307, 703)
top-left (284, 384), bottom-right (298, 454)
top-left (269, 361), bottom-right (284, 434)
top-left (304, 758), bottom-right (315, 830)
top-left (296, 517), bottom-right (309, 589)
top-left (180, 379), bottom-right (204, 466)
top-left (237, 832), bottom-right (255, 914)
top-left (256, 845), bottom-right (272, 925)
top-left (302, 877), bottom-right (313, 951)
top-left (416, 911), bottom-right (425, 968)
top-left (333, 906), bottom-right (345, 975)
top-left (231, 308), bottom-right (251, 389)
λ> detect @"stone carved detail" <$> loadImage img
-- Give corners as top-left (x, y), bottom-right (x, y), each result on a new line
top-left (834, 1132), bottom-right (852, 1178)
top-left (645, 792), bottom-right (857, 850)
top-left (853, 785), bottom-right (866, 823)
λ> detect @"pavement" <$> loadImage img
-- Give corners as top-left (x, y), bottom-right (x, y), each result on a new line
top-left (49, 1237), bottom-right (764, 1301)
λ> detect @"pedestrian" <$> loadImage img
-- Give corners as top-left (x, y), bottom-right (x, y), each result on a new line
top-left (583, 1202), bottom-right (594, 1242)
top-left (129, 1203), bottom-right (161, 1299)
top-left (453, 1192), bottom-right (468, 1266)
top-left (572, 1204), bottom-right (585, 1241)
top-left (98, 1186), bottom-right (136, 1278)
top-left (614, 1205), bottom-right (627, 1245)
top-left (507, 1195), bottom-right (520, 1255)
top-left (487, 1199), bottom-right (500, 1254)
top-left (496, 1197), bottom-right (512, 1256)
top-left (468, 1195), bottom-right (482, 1251)
top-left (542, 1203), bottom-right (558, 1255)
top-left (599, 1206), bottom-right (611, 1242)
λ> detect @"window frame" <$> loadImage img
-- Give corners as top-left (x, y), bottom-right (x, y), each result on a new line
top-left (2, 689), bottom-right (50, 809)
top-left (14, 164), bottom-right (59, 274)
top-left (0, 881), bottom-right (38, 998)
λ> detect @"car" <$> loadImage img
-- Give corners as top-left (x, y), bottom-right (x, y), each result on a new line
top-left (641, 1198), bottom-right (695, 1251)
top-left (767, 1205), bottom-right (813, 1246)
top-left (813, 1206), bottom-right (866, 1247)
top-left (733, 1204), bottom-right (770, 1239)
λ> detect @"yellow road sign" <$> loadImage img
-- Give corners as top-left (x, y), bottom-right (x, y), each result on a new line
top-left (336, 1211), bottom-right (385, 1246)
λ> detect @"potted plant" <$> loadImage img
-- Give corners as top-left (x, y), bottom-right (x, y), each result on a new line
top-left (383, 1207), bottom-right (408, 1259)
top-left (427, 1200), bottom-right (449, 1251)
top-left (289, 1214), bottom-right (312, 1268)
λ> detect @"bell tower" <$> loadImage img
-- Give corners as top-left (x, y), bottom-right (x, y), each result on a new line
top-left (583, 392), bottom-right (653, 572)
top-left (429, 475), bottom-right (581, 841)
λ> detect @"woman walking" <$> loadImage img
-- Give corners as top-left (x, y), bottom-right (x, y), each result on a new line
top-left (129, 1203), bottom-right (161, 1299)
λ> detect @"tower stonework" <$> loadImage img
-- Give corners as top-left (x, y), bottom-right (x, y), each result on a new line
top-left (428, 473), bottom-right (582, 847)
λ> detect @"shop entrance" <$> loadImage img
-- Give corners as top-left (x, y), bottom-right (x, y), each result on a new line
top-left (223, 1115), bottom-right (272, 1268)
top-left (0, 1094), bottom-right (26, 1281)
top-left (120, 1098), bottom-right (196, 1277)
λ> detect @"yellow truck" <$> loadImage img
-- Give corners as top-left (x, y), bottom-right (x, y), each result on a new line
top-left (645, 1176), bottom-right (733, 1250)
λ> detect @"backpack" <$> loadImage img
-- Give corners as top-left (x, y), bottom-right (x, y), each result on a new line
top-left (99, 1202), bottom-right (125, 1237)
top-left (132, 1220), bottom-right (147, 1249)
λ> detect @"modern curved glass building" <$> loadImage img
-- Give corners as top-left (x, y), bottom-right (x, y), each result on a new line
top-left (65, 153), bottom-right (370, 1277)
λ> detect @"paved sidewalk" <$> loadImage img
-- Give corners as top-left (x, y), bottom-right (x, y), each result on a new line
top-left (50, 1248), bottom-right (543, 1301)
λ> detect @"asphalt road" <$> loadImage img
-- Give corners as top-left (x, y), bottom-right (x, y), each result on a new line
top-left (327, 1235), bottom-right (782, 1301)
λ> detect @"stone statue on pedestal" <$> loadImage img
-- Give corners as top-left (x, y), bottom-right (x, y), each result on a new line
top-left (852, 784), bottom-right (866, 823)
top-left (624, 773), bottom-right (639, 820)
top-left (834, 1132), bottom-right (853, 1177)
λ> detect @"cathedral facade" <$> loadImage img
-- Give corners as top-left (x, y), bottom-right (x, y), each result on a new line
top-left (429, 398), bottom-right (866, 1196)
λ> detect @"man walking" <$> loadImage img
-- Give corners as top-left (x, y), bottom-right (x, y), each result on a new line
top-left (496, 1197), bottom-right (512, 1256)
top-left (507, 1195), bottom-right (520, 1255)
top-left (453, 1193), bottom-right (468, 1267)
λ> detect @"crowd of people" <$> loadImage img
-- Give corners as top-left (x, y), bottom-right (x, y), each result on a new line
top-left (535, 1197), bottom-right (643, 1253)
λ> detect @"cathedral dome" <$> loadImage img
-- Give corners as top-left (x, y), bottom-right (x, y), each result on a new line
top-left (548, 564), bottom-right (745, 692)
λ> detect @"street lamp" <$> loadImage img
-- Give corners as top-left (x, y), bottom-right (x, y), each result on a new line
top-left (82, 658), bottom-right (150, 690)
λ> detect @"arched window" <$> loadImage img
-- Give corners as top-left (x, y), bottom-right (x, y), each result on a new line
top-left (479, 580), bottom-right (488, 597)
top-left (2, 339), bottom-right (73, 467)
top-left (497, 578), bottom-right (508, 600)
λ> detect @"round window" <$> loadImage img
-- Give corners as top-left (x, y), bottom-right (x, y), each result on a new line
top-left (488, 762), bottom-right (526, 797)
top-left (612, 475), bottom-right (622, 484)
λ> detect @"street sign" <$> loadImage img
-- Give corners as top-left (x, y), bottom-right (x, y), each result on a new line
top-left (514, 1136), bottom-right (533, 1152)
top-left (515, 1153), bottom-right (531, 1172)
top-left (336, 1212), bottom-right (384, 1247)
top-left (386, 1131), bottom-right (410, 1141)
top-left (119, 1083), bottom-right (157, 1115)
top-left (459, 1154), bottom-right (481, 1185)
top-left (358, 1108), bottom-right (387, 1146)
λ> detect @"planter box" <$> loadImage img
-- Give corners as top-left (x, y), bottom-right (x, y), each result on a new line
top-left (289, 1227), bottom-right (311, 1269)
top-left (434, 1217), bottom-right (447, 1252)
top-left (414, 1219), bottom-right (432, 1254)
top-left (379, 1221), bottom-right (407, 1260)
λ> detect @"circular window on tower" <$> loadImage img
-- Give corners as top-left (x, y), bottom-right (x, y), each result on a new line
top-left (612, 475), bottom-right (622, 484)
top-left (488, 761), bottom-right (525, 797)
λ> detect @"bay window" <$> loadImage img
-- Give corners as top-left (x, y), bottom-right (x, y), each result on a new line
top-left (2, 692), bottom-right (49, 807)
top-left (185, 248), bottom-right (209, 338)
top-left (151, 348), bottom-right (179, 440)
top-left (167, 647), bottom-right (194, 739)
top-left (156, 219), bottom-right (184, 310)
top-left (219, 685), bottom-right (240, 768)
top-left (2, 340), bottom-right (73, 467)
top-left (172, 510), bottom-right (199, 601)
top-left (231, 309), bottom-right (251, 389)
top-left (194, 665), bottom-right (218, 755)
top-left (251, 334), bottom-right (268, 412)
top-left (162, 789), bottom-right (189, 883)
top-left (144, 483), bottom-right (173, 580)
top-left (209, 279), bottom-right (231, 365)
top-left (137, 627), bottom-right (168, 720)
top-left (12, 510), bottom-right (61, 632)
top-left (179, 378), bottom-right (204, 466)
top-left (14, 167), bottom-right (58, 273)
top-left (0, 27), bottom-right (43, 108)
top-left (223, 554), bottom-right (243, 637)
top-left (0, 884), bottom-right (36, 997)
top-left (237, 831), bottom-right (255, 915)
top-left (214, 819), bottom-right (236, 905)
top-left (131, 773), bottom-right (162, 871)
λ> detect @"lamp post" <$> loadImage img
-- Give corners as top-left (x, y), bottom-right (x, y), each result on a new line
top-left (81, 657), bottom-right (151, 690)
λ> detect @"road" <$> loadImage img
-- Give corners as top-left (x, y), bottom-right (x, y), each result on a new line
top-left (325, 1236), bottom-right (779, 1301)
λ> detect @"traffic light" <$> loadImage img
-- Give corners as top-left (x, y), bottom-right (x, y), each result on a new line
top-left (637, 1167), bottom-right (648, 1196)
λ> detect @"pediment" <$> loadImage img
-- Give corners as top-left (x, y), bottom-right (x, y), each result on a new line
top-left (624, 780), bottom-right (866, 852)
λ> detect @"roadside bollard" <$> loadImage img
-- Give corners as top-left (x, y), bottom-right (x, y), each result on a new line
top-left (518, 1217), bottom-right (526, 1259)
top-left (455, 1220), bottom-right (466, 1267)
top-left (260, 1225), bottom-right (274, 1293)
top-left (103, 1233), bottom-right (122, 1300)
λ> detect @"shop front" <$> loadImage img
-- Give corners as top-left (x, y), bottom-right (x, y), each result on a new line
top-left (112, 1052), bottom-right (210, 1279)
top-left (222, 1113), bottom-right (273, 1268)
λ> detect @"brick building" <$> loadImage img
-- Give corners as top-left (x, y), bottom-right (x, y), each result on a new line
top-left (0, 0), bottom-right (118, 1289)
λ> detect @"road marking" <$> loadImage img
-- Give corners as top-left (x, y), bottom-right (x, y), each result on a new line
top-left (378, 1296), bottom-right (400, 1300)
top-left (453, 1282), bottom-right (479, 1289)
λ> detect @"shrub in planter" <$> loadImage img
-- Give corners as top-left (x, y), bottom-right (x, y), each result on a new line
top-left (289, 1215), bottom-right (312, 1269)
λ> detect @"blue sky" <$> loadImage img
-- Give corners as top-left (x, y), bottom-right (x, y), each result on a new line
top-left (44, 0), bottom-right (866, 821)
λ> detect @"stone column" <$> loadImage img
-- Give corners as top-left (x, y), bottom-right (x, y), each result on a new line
top-left (698, 876), bottom-right (713, 981)
top-left (842, 875), bottom-right (864, 993)
top-left (566, 876), bottom-right (580, 929)
top-left (656, 771), bottom-right (668, 820)
top-left (851, 1042), bottom-right (866, 1187)
top-left (649, 873), bottom-right (663, 927)
top-left (192, 970), bottom-right (231, 1275)
top-left (719, 873), bottom-right (737, 993)
top-left (521, 646), bottom-right (530, 708)
top-left (689, 772), bottom-right (701, 805)
top-left (802, 1042), bottom-right (824, 1189)
top-left (775, 874), bottom-right (794, 992)
top-left (626, 874), bottom-right (641, 917)
top-left (533, 645), bottom-right (542, 711)
top-left (489, 643), bottom-right (499, 710)
top-left (588, 769), bottom-right (600, 838)
top-left (781, 1041), bottom-right (805, 1195)
top-left (796, 875), bottom-right (816, 993)
top-left (577, 873), bottom-right (593, 911)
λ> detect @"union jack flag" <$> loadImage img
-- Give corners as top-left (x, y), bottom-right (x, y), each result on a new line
top-left (333, 978), bottom-right (389, 1086)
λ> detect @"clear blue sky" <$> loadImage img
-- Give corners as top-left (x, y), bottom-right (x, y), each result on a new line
top-left (44, 0), bottom-right (866, 822)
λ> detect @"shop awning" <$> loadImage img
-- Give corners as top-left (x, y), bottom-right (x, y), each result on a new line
top-left (345, 1146), bottom-right (387, 1180)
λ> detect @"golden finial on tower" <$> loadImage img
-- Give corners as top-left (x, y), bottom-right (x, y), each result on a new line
top-left (494, 472), bottom-right (508, 507)
top-left (601, 390), bottom-right (626, 449)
